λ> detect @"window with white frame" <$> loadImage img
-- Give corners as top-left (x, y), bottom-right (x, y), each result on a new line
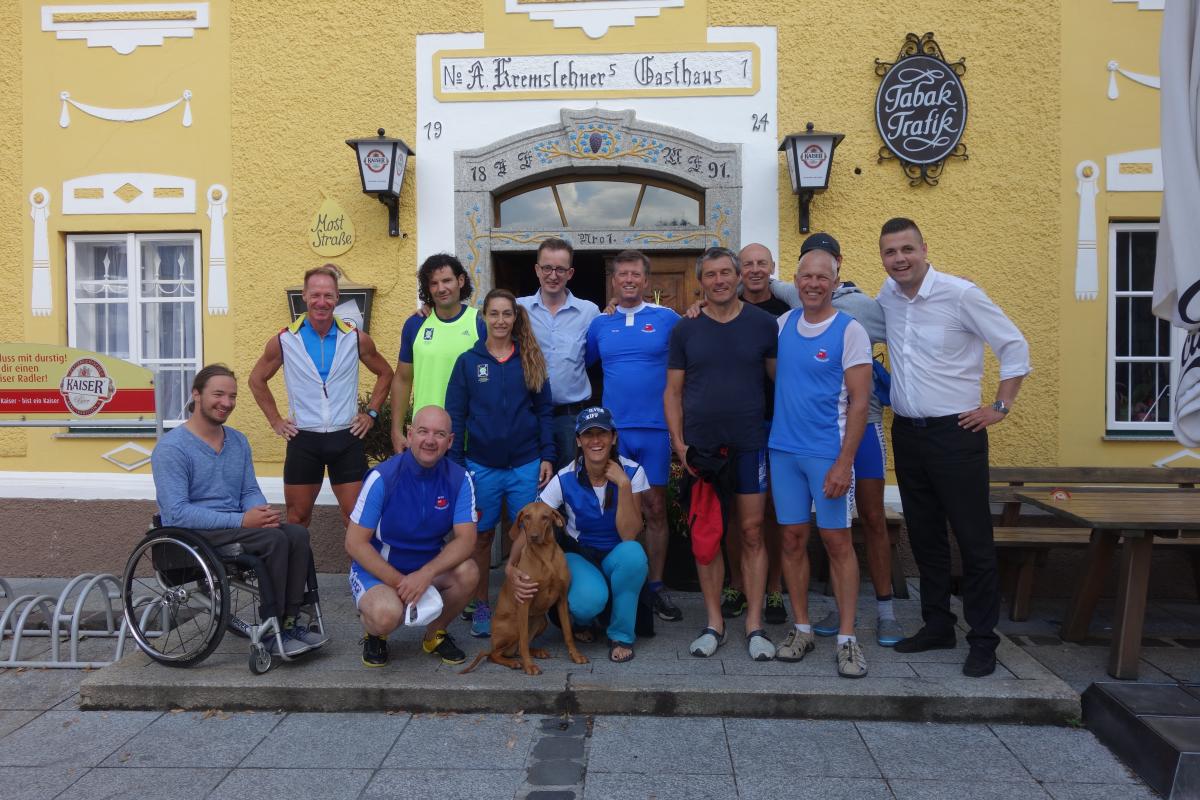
top-left (1107, 223), bottom-right (1179, 434)
top-left (67, 233), bottom-right (202, 425)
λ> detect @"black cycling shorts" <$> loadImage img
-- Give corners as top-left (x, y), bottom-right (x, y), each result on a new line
top-left (284, 428), bottom-right (368, 486)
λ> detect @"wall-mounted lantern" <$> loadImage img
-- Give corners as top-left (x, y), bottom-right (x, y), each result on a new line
top-left (346, 128), bottom-right (414, 237)
top-left (779, 122), bottom-right (844, 233)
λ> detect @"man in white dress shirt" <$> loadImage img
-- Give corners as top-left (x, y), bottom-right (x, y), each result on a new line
top-left (875, 218), bottom-right (1030, 678)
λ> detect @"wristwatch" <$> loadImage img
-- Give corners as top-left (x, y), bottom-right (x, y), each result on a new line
top-left (991, 400), bottom-right (1010, 415)
top-left (365, 408), bottom-right (379, 420)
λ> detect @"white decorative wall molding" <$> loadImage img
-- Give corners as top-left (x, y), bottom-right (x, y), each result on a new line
top-left (1074, 161), bottom-right (1100, 301)
top-left (62, 173), bottom-right (196, 214)
top-left (59, 89), bottom-right (192, 127)
top-left (1112, 0), bottom-right (1164, 10)
top-left (41, 3), bottom-right (210, 54)
top-left (29, 188), bottom-right (52, 317)
top-left (505, 0), bottom-right (683, 39)
top-left (101, 442), bottom-right (152, 471)
top-left (1154, 448), bottom-right (1200, 468)
top-left (1105, 148), bottom-right (1163, 192)
top-left (206, 184), bottom-right (228, 316)
top-left (1107, 61), bottom-right (1160, 100)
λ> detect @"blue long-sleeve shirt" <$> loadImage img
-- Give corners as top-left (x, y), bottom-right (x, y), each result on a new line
top-left (445, 340), bottom-right (555, 469)
top-left (151, 424), bottom-right (267, 530)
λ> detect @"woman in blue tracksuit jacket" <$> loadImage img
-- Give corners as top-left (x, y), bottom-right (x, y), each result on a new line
top-left (445, 287), bottom-right (555, 637)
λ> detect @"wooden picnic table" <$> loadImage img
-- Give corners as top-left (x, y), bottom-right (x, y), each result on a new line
top-left (1015, 490), bottom-right (1199, 679)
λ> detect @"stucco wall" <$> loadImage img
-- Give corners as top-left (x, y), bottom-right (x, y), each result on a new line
top-left (0, 0), bottom-right (26, 458)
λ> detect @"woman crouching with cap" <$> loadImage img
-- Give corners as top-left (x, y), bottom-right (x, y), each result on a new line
top-left (505, 407), bottom-right (649, 663)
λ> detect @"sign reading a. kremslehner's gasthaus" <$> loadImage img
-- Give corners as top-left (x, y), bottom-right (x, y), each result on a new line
top-left (874, 32), bottom-right (968, 185)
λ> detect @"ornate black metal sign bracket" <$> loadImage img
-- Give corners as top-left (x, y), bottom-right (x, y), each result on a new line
top-left (874, 32), bottom-right (968, 187)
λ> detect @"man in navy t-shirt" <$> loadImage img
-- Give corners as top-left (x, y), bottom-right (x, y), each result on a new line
top-left (586, 249), bottom-right (683, 623)
top-left (665, 247), bottom-right (778, 662)
top-left (345, 406), bottom-right (478, 668)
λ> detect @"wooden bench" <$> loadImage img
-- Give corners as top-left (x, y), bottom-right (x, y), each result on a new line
top-left (990, 467), bottom-right (1200, 621)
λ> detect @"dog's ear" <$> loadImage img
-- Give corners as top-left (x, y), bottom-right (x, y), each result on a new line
top-left (508, 506), bottom-right (528, 543)
top-left (551, 509), bottom-right (565, 530)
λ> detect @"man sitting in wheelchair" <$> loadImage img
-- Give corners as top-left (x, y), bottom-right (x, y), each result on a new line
top-left (151, 363), bottom-right (327, 657)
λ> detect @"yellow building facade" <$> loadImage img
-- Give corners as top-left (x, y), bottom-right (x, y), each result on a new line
top-left (0, 0), bottom-right (1179, 571)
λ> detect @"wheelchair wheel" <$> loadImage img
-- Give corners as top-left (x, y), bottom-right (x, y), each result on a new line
top-left (121, 528), bottom-right (229, 667)
top-left (249, 643), bottom-right (272, 674)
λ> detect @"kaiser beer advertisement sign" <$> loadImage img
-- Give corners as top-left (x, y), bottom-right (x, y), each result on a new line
top-left (0, 344), bottom-right (155, 421)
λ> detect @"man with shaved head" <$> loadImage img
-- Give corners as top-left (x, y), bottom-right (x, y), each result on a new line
top-left (345, 405), bottom-right (479, 668)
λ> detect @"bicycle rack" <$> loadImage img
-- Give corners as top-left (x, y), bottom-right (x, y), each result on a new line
top-left (0, 574), bottom-right (136, 669)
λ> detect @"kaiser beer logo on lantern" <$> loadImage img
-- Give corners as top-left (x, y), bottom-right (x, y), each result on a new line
top-left (801, 144), bottom-right (826, 169)
top-left (59, 358), bottom-right (115, 416)
top-left (363, 148), bottom-right (389, 173)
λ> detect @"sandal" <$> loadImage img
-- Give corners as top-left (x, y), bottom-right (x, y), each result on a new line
top-left (608, 639), bottom-right (635, 663)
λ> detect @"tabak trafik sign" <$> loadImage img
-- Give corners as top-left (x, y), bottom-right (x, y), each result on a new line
top-left (874, 32), bottom-right (968, 186)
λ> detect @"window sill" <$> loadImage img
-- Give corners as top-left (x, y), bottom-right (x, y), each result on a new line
top-left (54, 430), bottom-right (159, 440)
top-left (1102, 432), bottom-right (1178, 441)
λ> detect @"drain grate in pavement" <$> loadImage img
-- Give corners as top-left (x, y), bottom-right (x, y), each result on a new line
top-left (514, 715), bottom-right (592, 800)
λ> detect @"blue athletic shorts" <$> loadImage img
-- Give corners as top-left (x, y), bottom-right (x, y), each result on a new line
top-left (769, 449), bottom-right (853, 528)
top-left (348, 560), bottom-right (384, 609)
top-left (618, 427), bottom-right (671, 486)
top-left (468, 458), bottom-right (540, 532)
top-left (732, 447), bottom-right (768, 495)
top-left (853, 421), bottom-right (887, 481)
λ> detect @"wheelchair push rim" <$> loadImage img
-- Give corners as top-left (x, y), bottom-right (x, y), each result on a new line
top-left (121, 530), bottom-right (229, 667)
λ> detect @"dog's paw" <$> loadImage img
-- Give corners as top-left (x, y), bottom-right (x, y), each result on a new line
top-left (570, 652), bottom-right (590, 665)
top-left (523, 662), bottom-right (543, 676)
top-left (529, 648), bottom-right (550, 659)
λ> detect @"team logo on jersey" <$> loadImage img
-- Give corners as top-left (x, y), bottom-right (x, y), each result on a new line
top-left (814, 348), bottom-right (829, 362)
top-left (434, 496), bottom-right (449, 510)
top-left (423, 328), bottom-right (434, 341)
top-left (476, 364), bottom-right (489, 381)
top-left (642, 323), bottom-right (655, 332)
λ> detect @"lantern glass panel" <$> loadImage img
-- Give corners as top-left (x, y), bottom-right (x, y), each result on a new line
top-left (357, 141), bottom-right (397, 194)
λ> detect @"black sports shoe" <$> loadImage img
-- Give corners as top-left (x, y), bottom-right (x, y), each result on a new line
top-left (651, 589), bottom-right (683, 622)
top-left (720, 588), bottom-right (747, 618)
top-left (893, 627), bottom-right (957, 654)
top-left (764, 591), bottom-right (787, 625)
top-left (422, 629), bottom-right (466, 665)
top-left (361, 634), bottom-right (388, 667)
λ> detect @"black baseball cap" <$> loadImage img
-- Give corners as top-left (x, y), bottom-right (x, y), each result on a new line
top-left (575, 406), bottom-right (615, 434)
top-left (800, 232), bottom-right (841, 259)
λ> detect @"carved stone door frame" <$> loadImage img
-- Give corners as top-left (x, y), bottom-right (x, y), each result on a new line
top-left (453, 108), bottom-right (741, 302)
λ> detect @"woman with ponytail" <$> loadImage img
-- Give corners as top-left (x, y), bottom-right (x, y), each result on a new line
top-left (445, 288), bottom-right (555, 638)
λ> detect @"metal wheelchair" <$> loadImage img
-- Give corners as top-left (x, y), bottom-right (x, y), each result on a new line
top-left (120, 518), bottom-right (326, 674)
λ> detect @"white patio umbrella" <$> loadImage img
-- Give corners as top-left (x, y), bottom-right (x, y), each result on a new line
top-left (1153, 0), bottom-right (1200, 447)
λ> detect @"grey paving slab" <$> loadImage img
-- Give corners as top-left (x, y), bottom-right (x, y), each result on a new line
top-left (241, 712), bottom-right (410, 769)
top-left (582, 772), bottom-right (740, 800)
top-left (0, 709), bottom-right (39, 739)
top-left (725, 717), bottom-right (880, 778)
top-left (855, 721), bottom-right (1029, 782)
top-left (909, 660), bottom-right (1017, 679)
top-left (382, 712), bottom-right (536, 770)
top-left (0, 668), bottom-right (85, 710)
top-left (100, 709), bottom-right (283, 767)
top-left (889, 779), bottom-right (1051, 799)
top-left (990, 724), bottom-right (1138, 784)
top-left (1043, 784), bottom-right (1160, 800)
top-left (0, 710), bottom-right (159, 768)
top-left (1013, 645), bottom-right (1174, 693)
top-left (736, 774), bottom-right (895, 800)
top-left (1142, 648), bottom-right (1200, 683)
top-left (55, 766), bottom-right (228, 799)
top-left (364, 768), bottom-right (524, 799)
top-left (0, 765), bottom-right (88, 800)
top-left (49, 692), bottom-right (81, 711)
top-left (587, 715), bottom-right (731, 775)
top-left (721, 652), bottom-right (919, 678)
top-left (212, 767), bottom-right (372, 799)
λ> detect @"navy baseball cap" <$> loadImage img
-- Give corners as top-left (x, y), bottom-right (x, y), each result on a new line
top-left (800, 232), bottom-right (841, 259)
top-left (575, 406), bottom-right (615, 434)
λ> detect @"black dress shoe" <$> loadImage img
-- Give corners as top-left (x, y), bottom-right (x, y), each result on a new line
top-left (893, 627), bottom-right (957, 654)
top-left (962, 648), bottom-right (997, 677)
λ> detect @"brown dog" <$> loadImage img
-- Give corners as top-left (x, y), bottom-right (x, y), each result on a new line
top-left (460, 501), bottom-right (589, 676)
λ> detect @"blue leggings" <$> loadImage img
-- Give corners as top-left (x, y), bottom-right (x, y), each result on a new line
top-left (565, 540), bottom-right (648, 646)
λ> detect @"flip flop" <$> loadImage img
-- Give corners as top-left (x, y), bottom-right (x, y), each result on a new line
top-left (608, 639), bottom-right (635, 663)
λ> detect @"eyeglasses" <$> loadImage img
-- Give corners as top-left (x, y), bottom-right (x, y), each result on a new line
top-left (536, 264), bottom-right (571, 276)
